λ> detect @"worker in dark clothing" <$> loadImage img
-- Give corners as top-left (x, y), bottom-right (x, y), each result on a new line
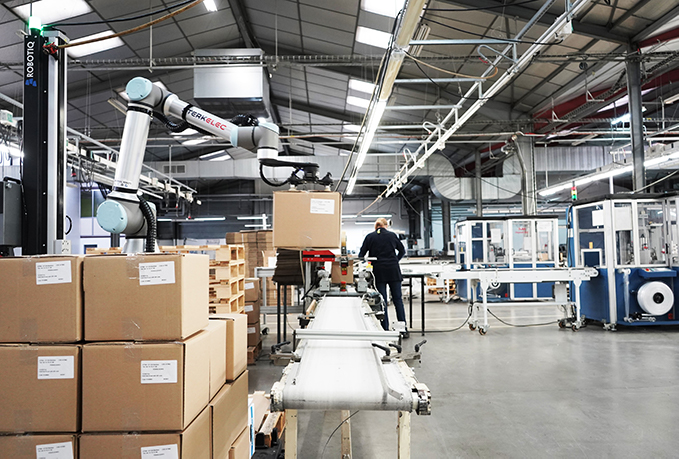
top-left (358, 218), bottom-right (407, 335)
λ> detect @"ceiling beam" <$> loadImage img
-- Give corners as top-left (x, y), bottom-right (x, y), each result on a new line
top-left (632, 3), bottom-right (679, 44)
top-left (435, 0), bottom-right (630, 44)
top-left (227, 0), bottom-right (260, 48)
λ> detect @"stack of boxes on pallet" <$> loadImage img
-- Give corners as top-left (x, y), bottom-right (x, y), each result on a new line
top-left (243, 278), bottom-right (262, 363)
top-left (0, 253), bottom-right (251, 459)
top-left (226, 230), bottom-right (293, 314)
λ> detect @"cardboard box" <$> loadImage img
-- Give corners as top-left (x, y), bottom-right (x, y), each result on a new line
top-left (243, 300), bottom-right (260, 324)
top-left (226, 231), bottom-right (257, 244)
top-left (243, 278), bottom-right (260, 302)
top-left (256, 230), bottom-right (273, 242)
top-left (229, 426), bottom-right (251, 459)
top-left (0, 434), bottom-right (77, 459)
top-left (247, 322), bottom-right (261, 347)
top-left (81, 330), bottom-right (210, 432)
top-left (273, 191), bottom-right (341, 249)
top-left (83, 253), bottom-right (209, 341)
top-left (79, 405), bottom-right (210, 459)
top-left (206, 321), bottom-right (227, 399)
top-left (209, 314), bottom-right (247, 381)
top-left (331, 260), bottom-right (354, 284)
top-left (211, 371), bottom-right (249, 459)
top-left (0, 345), bottom-right (80, 433)
top-left (0, 256), bottom-right (83, 343)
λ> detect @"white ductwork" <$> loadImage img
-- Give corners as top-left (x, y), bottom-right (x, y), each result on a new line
top-left (429, 153), bottom-right (522, 201)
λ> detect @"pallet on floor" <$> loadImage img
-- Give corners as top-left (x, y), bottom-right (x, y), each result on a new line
top-left (160, 244), bottom-right (245, 262)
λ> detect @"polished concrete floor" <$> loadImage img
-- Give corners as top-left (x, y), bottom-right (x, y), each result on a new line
top-left (249, 292), bottom-right (679, 458)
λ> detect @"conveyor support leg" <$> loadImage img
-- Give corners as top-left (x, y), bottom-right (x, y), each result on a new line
top-left (397, 411), bottom-right (411, 459)
top-left (341, 410), bottom-right (352, 458)
top-left (286, 409), bottom-right (298, 459)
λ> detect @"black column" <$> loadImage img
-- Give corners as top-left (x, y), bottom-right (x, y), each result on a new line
top-left (22, 32), bottom-right (49, 255)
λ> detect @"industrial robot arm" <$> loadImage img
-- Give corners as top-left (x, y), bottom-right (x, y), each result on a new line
top-left (96, 77), bottom-right (282, 252)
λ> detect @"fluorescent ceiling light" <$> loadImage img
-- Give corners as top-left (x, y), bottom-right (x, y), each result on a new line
top-left (193, 216), bottom-right (225, 222)
top-left (361, 0), bottom-right (405, 18)
top-left (199, 150), bottom-right (230, 160)
top-left (204, 0), bottom-right (218, 12)
top-left (172, 128), bottom-right (199, 136)
top-left (356, 26), bottom-right (392, 49)
top-left (182, 138), bottom-right (210, 146)
top-left (67, 31), bottom-right (125, 58)
top-left (349, 78), bottom-right (376, 94)
top-left (355, 99), bottom-right (387, 170)
top-left (14, 0), bottom-right (91, 25)
top-left (347, 95), bottom-right (371, 109)
top-left (665, 93), bottom-right (679, 105)
top-left (355, 221), bottom-right (376, 225)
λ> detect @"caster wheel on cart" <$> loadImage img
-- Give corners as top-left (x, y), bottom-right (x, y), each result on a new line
top-left (479, 328), bottom-right (487, 336)
top-left (571, 324), bottom-right (578, 332)
top-left (469, 323), bottom-right (476, 331)
top-left (558, 320), bottom-right (566, 329)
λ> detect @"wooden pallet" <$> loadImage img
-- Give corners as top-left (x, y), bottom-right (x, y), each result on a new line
top-left (86, 247), bottom-right (122, 255)
top-left (247, 340), bottom-right (262, 365)
top-left (256, 411), bottom-right (286, 448)
top-left (160, 244), bottom-right (245, 262)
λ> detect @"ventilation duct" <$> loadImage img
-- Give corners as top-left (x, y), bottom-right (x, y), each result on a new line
top-left (193, 49), bottom-right (272, 119)
top-left (429, 153), bottom-right (522, 201)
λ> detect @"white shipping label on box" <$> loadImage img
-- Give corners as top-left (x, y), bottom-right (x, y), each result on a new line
top-left (247, 327), bottom-right (256, 334)
top-left (310, 198), bottom-right (335, 215)
top-left (140, 444), bottom-right (179, 459)
top-left (139, 261), bottom-right (175, 286)
top-left (244, 305), bottom-right (254, 312)
top-left (37, 356), bottom-right (75, 380)
top-left (35, 261), bottom-right (72, 285)
top-left (141, 360), bottom-right (178, 384)
top-left (36, 442), bottom-right (74, 459)
top-left (245, 282), bottom-right (255, 290)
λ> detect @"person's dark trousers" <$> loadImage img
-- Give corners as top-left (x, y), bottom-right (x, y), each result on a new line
top-left (376, 281), bottom-right (407, 331)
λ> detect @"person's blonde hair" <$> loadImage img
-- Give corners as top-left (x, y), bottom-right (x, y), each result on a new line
top-left (374, 217), bottom-right (389, 230)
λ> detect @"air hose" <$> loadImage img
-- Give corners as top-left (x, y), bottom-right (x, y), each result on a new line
top-left (138, 195), bottom-right (157, 253)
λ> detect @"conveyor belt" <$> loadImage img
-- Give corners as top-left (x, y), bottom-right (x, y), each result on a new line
top-left (271, 295), bottom-right (429, 413)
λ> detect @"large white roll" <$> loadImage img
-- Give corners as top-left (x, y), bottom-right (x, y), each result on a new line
top-left (637, 281), bottom-right (674, 316)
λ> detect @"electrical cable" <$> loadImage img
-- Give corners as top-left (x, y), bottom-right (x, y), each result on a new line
top-left (259, 162), bottom-right (291, 187)
top-left (420, 304), bottom-right (473, 333)
top-left (486, 307), bottom-right (559, 327)
top-left (57, 0), bottom-right (205, 50)
top-left (425, 0), bottom-right (540, 12)
top-left (405, 51), bottom-right (499, 80)
top-left (138, 195), bottom-right (157, 253)
top-left (321, 411), bottom-right (361, 459)
top-left (423, 16), bottom-right (556, 45)
top-left (48, 0), bottom-right (196, 27)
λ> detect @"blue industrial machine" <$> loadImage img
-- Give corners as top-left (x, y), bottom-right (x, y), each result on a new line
top-left (569, 194), bottom-right (679, 329)
top-left (454, 215), bottom-right (561, 301)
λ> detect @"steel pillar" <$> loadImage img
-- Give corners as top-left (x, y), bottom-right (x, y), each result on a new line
top-left (475, 150), bottom-right (483, 217)
top-left (515, 137), bottom-right (537, 215)
top-left (441, 199), bottom-right (451, 251)
top-left (626, 56), bottom-right (646, 192)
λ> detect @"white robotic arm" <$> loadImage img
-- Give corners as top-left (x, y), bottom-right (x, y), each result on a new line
top-left (96, 77), bottom-right (281, 252)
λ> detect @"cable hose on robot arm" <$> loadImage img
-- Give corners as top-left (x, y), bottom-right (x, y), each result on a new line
top-left (259, 162), bottom-right (291, 187)
top-left (138, 195), bottom-right (157, 253)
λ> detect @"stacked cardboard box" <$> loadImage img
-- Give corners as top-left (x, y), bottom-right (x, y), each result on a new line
top-left (0, 253), bottom-right (251, 458)
top-left (0, 255), bottom-right (83, 456)
top-left (243, 278), bottom-right (262, 363)
top-left (80, 253), bottom-right (250, 458)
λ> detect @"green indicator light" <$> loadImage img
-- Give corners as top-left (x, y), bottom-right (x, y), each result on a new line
top-left (28, 16), bottom-right (43, 31)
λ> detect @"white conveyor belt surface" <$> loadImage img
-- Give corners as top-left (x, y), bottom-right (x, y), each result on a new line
top-left (272, 295), bottom-right (428, 413)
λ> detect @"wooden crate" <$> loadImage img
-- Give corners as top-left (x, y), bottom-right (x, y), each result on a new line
top-left (247, 340), bottom-right (262, 365)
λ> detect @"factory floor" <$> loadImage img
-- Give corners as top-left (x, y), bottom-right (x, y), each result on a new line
top-left (249, 292), bottom-right (679, 458)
